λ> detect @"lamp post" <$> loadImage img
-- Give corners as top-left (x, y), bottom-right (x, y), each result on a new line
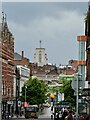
top-left (15, 67), bottom-right (20, 118)
top-left (50, 93), bottom-right (55, 119)
top-left (24, 83), bottom-right (28, 108)
top-left (25, 84), bottom-right (27, 104)
top-left (76, 73), bottom-right (79, 120)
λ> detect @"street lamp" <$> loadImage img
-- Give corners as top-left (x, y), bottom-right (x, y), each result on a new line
top-left (25, 84), bottom-right (27, 104)
top-left (76, 75), bottom-right (79, 120)
top-left (50, 93), bottom-right (55, 119)
top-left (15, 67), bottom-right (20, 117)
top-left (24, 83), bottom-right (28, 108)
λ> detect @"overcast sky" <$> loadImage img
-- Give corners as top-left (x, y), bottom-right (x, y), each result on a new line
top-left (2, 2), bottom-right (88, 66)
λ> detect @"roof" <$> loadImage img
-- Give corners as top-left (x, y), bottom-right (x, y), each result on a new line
top-left (36, 48), bottom-right (45, 50)
top-left (14, 52), bottom-right (22, 60)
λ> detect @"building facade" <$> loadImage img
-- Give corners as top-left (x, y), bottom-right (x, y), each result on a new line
top-left (14, 51), bottom-right (30, 114)
top-left (1, 13), bottom-right (14, 115)
top-left (14, 65), bottom-right (30, 97)
top-left (77, 36), bottom-right (86, 88)
top-left (34, 48), bottom-right (48, 66)
top-left (14, 51), bottom-right (30, 95)
top-left (86, 2), bottom-right (90, 81)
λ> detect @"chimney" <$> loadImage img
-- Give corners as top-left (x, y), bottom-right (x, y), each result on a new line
top-left (22, 51), bottom-right (24, 59)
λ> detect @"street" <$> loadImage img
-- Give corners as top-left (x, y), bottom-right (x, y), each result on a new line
top-left (1, 2), bottom-right (90, 119)
top-left (39, 106), bottom-right (51, 118)
top-left (3, 107), bottom-right (52, 120)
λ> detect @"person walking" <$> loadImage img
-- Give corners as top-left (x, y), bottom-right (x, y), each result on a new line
top-left (65, 110), bottom-right (73, 120)
top-left (62, 109), bottom-right (68, 120)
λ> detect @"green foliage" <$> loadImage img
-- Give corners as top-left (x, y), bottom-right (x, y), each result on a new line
top-left (21, 77), bottom-right (48, 105)
top-left (85, 11), bottom-right (90, 21)
top-left (59, 79), bottom-right (76, 104)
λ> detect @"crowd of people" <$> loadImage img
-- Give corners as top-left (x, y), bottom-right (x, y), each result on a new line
top-left (60, 108), bottom-right (90, 120)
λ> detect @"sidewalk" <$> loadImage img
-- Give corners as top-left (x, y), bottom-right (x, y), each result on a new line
top-left (12, 114), bottom-right (25, 119)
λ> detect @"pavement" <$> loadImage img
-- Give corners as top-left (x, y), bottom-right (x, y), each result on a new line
top-left (1, 114), bottom-right (25, 119)
top-left (11, 115), bottom-right (25, 119)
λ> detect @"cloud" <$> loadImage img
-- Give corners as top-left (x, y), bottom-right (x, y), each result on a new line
top-left (2, 0), bottom-right (89, 2)
top-left (2, 2), bottom-right (87, 23)
top-left (8, 8), bottom-right (84, 65)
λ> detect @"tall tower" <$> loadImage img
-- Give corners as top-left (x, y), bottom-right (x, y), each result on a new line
top-left (34, 40), bottom-right (48, 66)
top-left (77, 36), bottom-right (86, 86)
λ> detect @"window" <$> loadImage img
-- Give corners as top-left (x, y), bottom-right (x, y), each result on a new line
top-left (21, 67), bottom-right (30, 77)
top-left (39, 53), bottom-right (42, 63)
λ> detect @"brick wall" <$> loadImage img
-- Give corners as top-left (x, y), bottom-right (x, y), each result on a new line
top-left (1, 18), bottom-right (14, 101)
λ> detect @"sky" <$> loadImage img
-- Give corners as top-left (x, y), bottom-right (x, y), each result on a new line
top-left (2, 2), bottom-right (89, 66)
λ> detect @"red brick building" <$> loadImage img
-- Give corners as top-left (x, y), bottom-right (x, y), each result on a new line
top-left (14, 51), bottom-right (30, 67)
top-left (1, 14), bottom-right (14, 113)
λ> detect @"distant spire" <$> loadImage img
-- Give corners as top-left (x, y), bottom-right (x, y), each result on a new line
top-left (2, 12), bottom-right (4, 20)
top-left (5, 14), bottom-right (7, 23)
top-left (4, 13), bottom-right (8, 28)
top-left (2, 12), bottom-right (8, 29)
top-left (2, 12), bottom-right (4, 28)
top-left (40, 40), bottom-right (42, 48)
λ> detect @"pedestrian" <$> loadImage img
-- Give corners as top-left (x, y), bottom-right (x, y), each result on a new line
top-left (62, 109), bottom-right (68, 120)
top-left (73, 114), bottom-right (76, 120)
top-left (65, 110), bottom-right (73, 120)
top-left (80, 113), bottom-right (86, 120)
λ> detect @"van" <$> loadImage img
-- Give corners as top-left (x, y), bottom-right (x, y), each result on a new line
top-left (25, 105), bottom-right (39, 119)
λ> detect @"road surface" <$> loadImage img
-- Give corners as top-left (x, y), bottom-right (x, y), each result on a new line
top-left (2, 107), bottom-right (52, 120)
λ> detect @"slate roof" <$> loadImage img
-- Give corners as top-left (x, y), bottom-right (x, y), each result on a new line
top-left (14, 52), bottom-right (22, 60)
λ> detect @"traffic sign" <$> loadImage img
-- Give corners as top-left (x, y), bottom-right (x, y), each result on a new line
top-left (58, 93), bottom-right (64, 101)
top-left (18, 101), bottom-right (21, 107)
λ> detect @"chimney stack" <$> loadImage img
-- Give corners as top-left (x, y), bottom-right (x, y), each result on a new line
top-left (22, 51), bottom-right (24, 59)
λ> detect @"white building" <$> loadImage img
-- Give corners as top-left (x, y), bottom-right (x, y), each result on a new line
top-left (34, 48), bottom-right (48, 66)
top-left (14, 65), bottom-right (30, 97)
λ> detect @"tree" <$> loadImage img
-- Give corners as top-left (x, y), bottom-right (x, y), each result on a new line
top-left (21, 77), bottom-right (48, 105)
top-left (59, 79), bottom-right (76, 104)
